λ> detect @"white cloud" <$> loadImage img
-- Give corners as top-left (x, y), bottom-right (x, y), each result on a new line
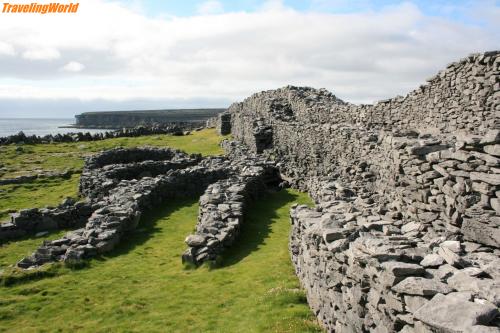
top-left (61, 61), bottom-right (85, 72)
top-left (22, 48), bottom-right (61, 60)
top-left (260, 0), bottom-right (287, 12)
top-left (197, 0), bottom-right (224, 15)
top-left (0, 42), bottom-right (15, 56)
top-left (0, 0), bottom-right (498, 108)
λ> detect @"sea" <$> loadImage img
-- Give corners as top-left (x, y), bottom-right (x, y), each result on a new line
top-left (0, 118), bottom-right (111, 137)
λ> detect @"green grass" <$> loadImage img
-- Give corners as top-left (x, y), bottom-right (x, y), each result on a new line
top-left (0, 230), bottom-right (68, 270)
top-left (0, 129), bottom-right (226, 222)
top-left (0, 189), bottom-right (321, 332)
top-left (0, 175), bottom-right (80, 222)
top-left (0, 129), bottom-right (225, 179)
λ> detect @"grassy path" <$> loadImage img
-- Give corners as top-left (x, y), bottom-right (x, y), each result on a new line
top-left (0, 189), bottom-right (322, 332)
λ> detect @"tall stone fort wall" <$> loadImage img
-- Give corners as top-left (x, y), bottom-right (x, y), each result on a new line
top-left (220, 51), bottom-right (500, 332)
top-left (226, 51), bottom-right (498, 185)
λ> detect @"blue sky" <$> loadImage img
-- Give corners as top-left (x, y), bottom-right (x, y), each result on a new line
top-left (129, 0), bottom-right (496, 25)
top-left (0, 0), bottom-right (498, 117)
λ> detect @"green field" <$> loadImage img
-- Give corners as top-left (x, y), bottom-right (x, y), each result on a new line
top-left (0, 129), bottom-right (321, 332)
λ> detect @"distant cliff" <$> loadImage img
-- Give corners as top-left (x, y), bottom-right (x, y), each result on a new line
top-left (75, 109), bottom-right (226, 128)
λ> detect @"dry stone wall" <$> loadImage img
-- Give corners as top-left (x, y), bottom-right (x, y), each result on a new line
top-left (15, 142), bottom-right (281, 269)
top-left (0, 199), bottom-right (92, 241)
top-left (79, 147), bottom-right (202, 199)
top-left (289, 131), bottom-right (500, 332)
top-left (0, 124), bottom-right (194, 146)
top-left (17, 148), bottom-right (232, 268)
top-left (183, 140), bottom-right (280, 265)
top-left (222, 51), bottom-right (500, 332)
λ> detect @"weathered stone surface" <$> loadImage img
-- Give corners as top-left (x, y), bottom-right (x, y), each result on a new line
top-left (462, 218), bottom-right (500, 248)
top-left (185, 235), bottom-right (206, 247)
top-left (381, 261), bottom-right (425, 277)
top-left (414, 293), bottom-right (499, 332)
top-left (420, 254), bottom-right (445, 267)
top-left (484, 144), bottom-right (500, 157)
top-left (447, 270), bottom-right (500, 306)
top-left (480, 130), bottom-right (500, 145)
top-left (470, 172), bottom-right (500, 186)
top-left (392, 277), bottom-right (454, 296)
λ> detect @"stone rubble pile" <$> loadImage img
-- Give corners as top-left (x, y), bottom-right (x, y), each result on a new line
top-left (183, 172), bottom-right (269, 265)
top-left (220, 51), bottom-right (500, 332)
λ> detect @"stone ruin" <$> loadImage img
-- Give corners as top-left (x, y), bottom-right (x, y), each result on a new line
top-left (217, 51), bottom-right (500, 332)
top-left (1, 51), bottom-right (499, 332)
top-left (8, 143), bottom-right (280, 268)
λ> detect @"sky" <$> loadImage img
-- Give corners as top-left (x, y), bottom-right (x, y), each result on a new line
top-left (0, 0), bottom-right (498, 118)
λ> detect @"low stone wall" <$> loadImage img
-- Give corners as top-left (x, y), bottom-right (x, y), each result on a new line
top-left (0, 199), bottom-right (92, 241)
top-left (79, 147), bottom-right (202, 199)
top-left (182, 140), bottom-right (282, 265)
top-left (0, 124), bottom-right (193, 146)
top-left (183, 171), bottom-right (271, 265)
top-left (0, 169), bottom-right (76, 185)
top-left (17, 154), bottom-right (232, 268)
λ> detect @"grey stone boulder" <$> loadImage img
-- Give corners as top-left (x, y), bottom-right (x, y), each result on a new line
top-left (480, 130), bottom-right (500, 145)
top-left (438, 244), bottom-right (465, 267)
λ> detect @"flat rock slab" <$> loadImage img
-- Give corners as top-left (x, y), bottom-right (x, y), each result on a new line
top-left (462, 219), bottom-right (500, 248)
top-left (414, 293), bottom-right (499, 332)
top-left (392, 277), bottom-right (453, 296)
top-left (381, 261), bottom-right (425, 277)
top-left (470, 172), bottom-right (500, 186)
top-left (420, 254), bottom-right (445, 267)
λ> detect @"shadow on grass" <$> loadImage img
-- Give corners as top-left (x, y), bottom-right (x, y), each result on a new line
top-left (2, 189), bottom-right (299, 285)
top-left (98, 197), bottom-right (198, 260)
top-left (219, 189), bottom-right (300, 268)
top-left (1, 197), bottom-right (198, 286)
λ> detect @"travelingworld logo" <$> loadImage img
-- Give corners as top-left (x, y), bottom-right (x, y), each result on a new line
top-left (2, 2), bottom-right (79, 14)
